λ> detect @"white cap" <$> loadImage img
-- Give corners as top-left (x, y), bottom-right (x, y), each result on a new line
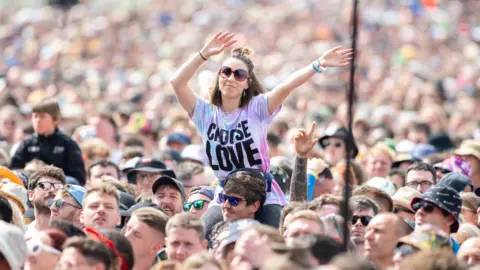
top-left (181, 144), bottom-right (208, 166)
top-left (396, 139), bottom-right (416, 153)
top-left (367, 177), bottom-right (397, 196)
top-left (0, 221), bottom-right (27, 270)
top-left (0, 182), bottom-right (28, 212)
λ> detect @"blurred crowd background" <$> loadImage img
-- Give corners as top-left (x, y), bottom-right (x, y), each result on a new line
top-left (0, 0), bottom-right (478, 165)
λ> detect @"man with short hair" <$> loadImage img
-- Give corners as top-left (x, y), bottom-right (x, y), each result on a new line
top-left (308, 194), bottom-right (342, 217)
top-left (411, 184), bottom-right (462, 254)
top-left (81, 183), bottom-right (121, 229)
top-left (87, 160), bottom-right (121, 187)
top-left (405, 162), bottom-right (436, 193)
top-left (165, 213), bottom-right (208, 263)
top-left (349, 196), bottom-right (380, 255)
top-left (124, 207), bottom-right (169, 270)
top-left (352, 185), bottom-right (393, 213)
top-left (457, 237), bottom-right (480, 266)
top-left (176, 161), bottom-right (210, 197)
top-left (26, 165), bottom-right (66, 239)
top-left (127, 157), bottom-right (176, 195)
top-left (152, 176), bottom-right (185, 216)
top-left (58, 237), bottom-right (113, 270)
top-left (220, 173), bottom-right (266, 222)
top-left (364, 213), bottom-right (409, 270)
top-left (283, 210), bottom-right (325, 239)
top-left (50, 184), bottom-right (86, 227)
top-left (184, 186), bottom-right (214, 217)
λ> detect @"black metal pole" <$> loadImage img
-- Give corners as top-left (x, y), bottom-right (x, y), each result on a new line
top-left (343, 0), bottom-right (359, 252)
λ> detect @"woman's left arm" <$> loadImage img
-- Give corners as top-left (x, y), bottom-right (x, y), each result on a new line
top-left (266, 46), bottom-right (353, 114)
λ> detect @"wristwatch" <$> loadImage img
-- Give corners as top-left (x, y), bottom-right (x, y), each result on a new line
top-left (312, 59), bottom-right (326, 73)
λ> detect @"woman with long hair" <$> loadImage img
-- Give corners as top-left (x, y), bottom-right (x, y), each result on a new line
top-left (171, 32), bottom-right (351, 229)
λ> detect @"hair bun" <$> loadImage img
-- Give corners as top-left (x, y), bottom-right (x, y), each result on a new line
top-left (232, 47), bottom-right (253, 56)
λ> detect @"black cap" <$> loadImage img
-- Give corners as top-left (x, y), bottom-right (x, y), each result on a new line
top-left (119, 192), bottom-right (136, 211)
top-left (318, 127), bottom-right (359, 158)
top-left (428, 133), bottom-right (455, 153)
top-left (438, 172), bottom-right (473, 193)
top-left (127, 156), bottom-right (176, 184)
top-left (152, 176), bottom-right (186, 201)
top-left (119, 202), bottom-right (166, 217)
top-left (411, 185), bottom-right (462, 233)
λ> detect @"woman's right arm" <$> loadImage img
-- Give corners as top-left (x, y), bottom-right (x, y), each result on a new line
top-left (170, 32), bottom-right (237, 116)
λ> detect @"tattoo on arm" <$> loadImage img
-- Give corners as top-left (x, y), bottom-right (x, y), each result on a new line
top-left (289, 156), bottom-right (308, 202)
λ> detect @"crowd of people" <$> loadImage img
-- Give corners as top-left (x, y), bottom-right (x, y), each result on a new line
top-left (0, 0), bottom-right (479, 270)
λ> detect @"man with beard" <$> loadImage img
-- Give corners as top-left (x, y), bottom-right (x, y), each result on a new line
top-left (81, 183), bottom-right (121, 229)
top-left (152, 176), bottom-right (185, 216)
top-left (26, 165), bottom-right (66, 239)
top-left (50, 184), bottom-right (86, 228)
top-left (349, 196), bottom-right (380, 255)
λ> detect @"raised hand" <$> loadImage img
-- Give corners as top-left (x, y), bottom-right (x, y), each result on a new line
top-left (293, 122), bottom-right (317, 158)
top-left (319, 46), bottom-right (353, 67)
top-left (200, 32), bottom-right (237, 58)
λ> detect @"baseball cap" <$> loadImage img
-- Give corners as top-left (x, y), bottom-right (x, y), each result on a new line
top-left (218, 219), bottom-right (260, 253)
top-left (0, 221), bottom-right (28, 270)
top-left (119, 202), bottom-right (166, 217)
top-left (167, 133), bottom-right (191, 146)
top-left (410, 144), bottom-right (437, 160)
top-left (127, 157), bottom-right (176, 184)
top-left (119, 192), bottom-right (136, 211)
top-left (181, 144), bottom-right (208, 165)
top-left (189, 186), bottom-right (214, 200)
top-left (438, 172), bottom-right (473, 193)
top-left (65, 185), bottom-right (87, 206)
top-left (152, 176), bottom-right (186, 201)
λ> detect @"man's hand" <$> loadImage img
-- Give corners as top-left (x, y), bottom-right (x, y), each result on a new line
top-left (293, 122), bottom-right (317, 158)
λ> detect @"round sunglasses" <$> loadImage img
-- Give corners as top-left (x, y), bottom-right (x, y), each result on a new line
top-left (218, 193), bottom-right (247, 207)
top-left (48, 199), bottom-right (81, 209)
top-left (220, 66), bottom-right (249, 82)
top-left (184, 200), bottom-right (211, 212)
top-left (351, 215), bottom-right (372, 226)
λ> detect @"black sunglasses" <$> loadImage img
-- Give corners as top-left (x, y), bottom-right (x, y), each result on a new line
top-left (324, 140), bottom-right (343, 148)
top-left (435, 167), bottom-right (451, 174)
top-left (351, 215), bottom-right (372, 226)
top-left (184, 200), bottom-right (210, 212)
top-left (218, 193), bottom-right (247, 207)
top-left (220, 66), bottom-right (249, 82)
top-left (48, 199), bottom-right (81, 209)
top-left (393, 206), bottom-right (415, 215)
top-left (412, 201), bottom-right (437, 213)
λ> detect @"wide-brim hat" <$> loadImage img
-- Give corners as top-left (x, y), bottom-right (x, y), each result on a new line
top-left (127, 156), bottom-right (176, 184)
top-left (392, 187), bottom-right (421, 212)
top-left (318, 127), bottom-right (359, 158)
top-left (411, 185), bottom-right (462, 233)
top-left (397, 225), bottom-right (450, 251)
top-left (454, 140), bottom-right (480, 161)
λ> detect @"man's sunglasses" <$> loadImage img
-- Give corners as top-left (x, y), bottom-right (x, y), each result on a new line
top-left (393, 206), bottom-right (415, 215)
top-left (36, 182), bottom-right (64, 191)
top-left (412, 201), bottom-right (437, 214)
top-left (48, 199), bottom-right (81, 209)
top-left (324, 140), bottom-right (343, 148)
top-left (351, 215), bottom-right (372, 226)
top-left (184, 200), bottom-right (210, 212)
top-left (220, 66), bottom-right (249, 82)
top-left (218, 193), bottom-right (247, 207)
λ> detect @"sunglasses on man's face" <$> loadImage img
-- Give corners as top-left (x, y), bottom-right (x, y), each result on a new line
top-left (220, 66), bottom-right (249, 82)
top-left (393, 206), bottom-right (415, 215)
top-left (218, 193), bottom-right (247, 207)
top-left (184, 200), bottom-right (210, 212)
top-left (351, 215), bottom-right (372, 226)
top-left (48, 199), bottom-right (81, 209)
top-left (36, 182), bottom-right (64, 191)
top-left (324, 140), bottom-right (343, 148)
top-left (412, 201), bottom-right (437, 214)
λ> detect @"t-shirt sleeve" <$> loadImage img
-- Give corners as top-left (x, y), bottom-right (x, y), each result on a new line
top-left (190, 97), bottom-right (212, 134)
top-left (250, 94), bottom-right (281, 124)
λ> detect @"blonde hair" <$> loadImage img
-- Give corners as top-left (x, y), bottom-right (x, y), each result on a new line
top-left (83, 183), bottom-right (120, 207)
top-left (368, 142), bottom-right (395, 162)
top-left (288, 210), bottom-right (325, 233)
top-left (80, 138), bottom-right (111, 166)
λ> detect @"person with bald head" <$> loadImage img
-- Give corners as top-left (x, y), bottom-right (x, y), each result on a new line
top-left (457, 237), bottom-right (480, 266)
top-left (364, 213), bottom-right (410, 270)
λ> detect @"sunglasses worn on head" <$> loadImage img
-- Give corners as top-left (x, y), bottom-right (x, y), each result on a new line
top-left (218, 193), bottom-right (247, 207)
top-left (351, 215), bottom-right (372, 226)
top-left (220, 66), bottom-right (249, 82)
top-left (184, 200), bottom-right (210, 212)
top-left (324, 140), bottom-right (343, 148)
top-left (36, 182), bottom-right (64, 191)
top-left (27, 239), bottom-right (61, 255)
top-left (48, 199), bottom-right (81, 209)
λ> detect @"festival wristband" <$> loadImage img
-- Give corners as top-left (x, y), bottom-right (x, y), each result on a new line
top-left (312, 59), bottom-right (326, 73)
top-left (199, 52), bottom-right (208, 61)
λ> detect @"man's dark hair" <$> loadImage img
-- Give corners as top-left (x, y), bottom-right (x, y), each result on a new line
top-left (224, 173), bottom-right (266, 211)
top-left (28, 165), bottom-right (66, 190)
top-left (49, 220), bottom-right (86, 238)
top-left (406, 161), bottom-right (437, 184)
top-left (122, 136), bottom-right (144, 148)
top-left (350, 196), bottom-right (381, 215)
top-left (63, 237), bottom-right (113, 270)
top-left (388, 168), bottom-right (406, 188)
top-left (309, 235), bottom-right (343, 265)
top-left (100, 229), bottom-right (135, 270)
top-left (412, 122), bottom-right (431, 138)
top-left (176, 162), bottom-right (204, 183)
top-left (32, 97), bottom-right (61, 121)
top-left (87, 159), bottom-right (120, 180)
top-left (0, 195), bottom-right (13, 223)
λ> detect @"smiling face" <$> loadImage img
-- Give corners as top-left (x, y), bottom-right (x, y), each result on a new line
top-left (218, 58), bottom-right (249, 101)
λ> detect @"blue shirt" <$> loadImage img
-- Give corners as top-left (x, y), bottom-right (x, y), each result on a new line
top-left (451, 238), bottom-right (460, 255)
